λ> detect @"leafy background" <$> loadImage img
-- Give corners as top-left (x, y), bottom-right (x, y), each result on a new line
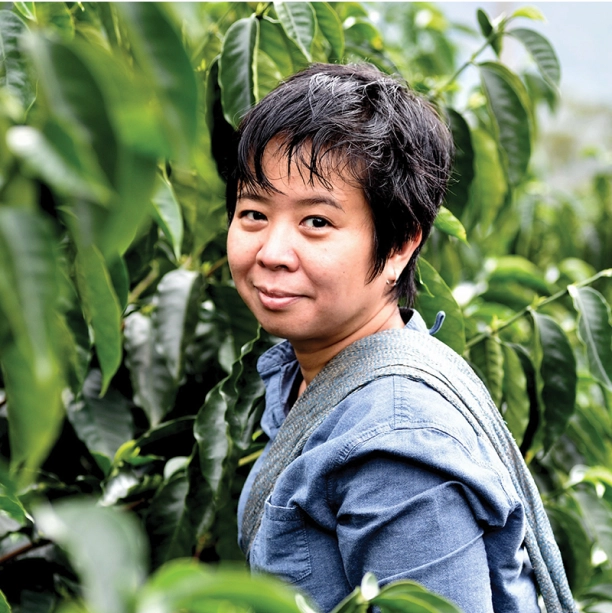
top-left (0, 2), bottom-right (611, 612)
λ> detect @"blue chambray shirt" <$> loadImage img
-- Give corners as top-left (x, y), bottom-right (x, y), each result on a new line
top-left (238, 311), bottom-right (540, 613)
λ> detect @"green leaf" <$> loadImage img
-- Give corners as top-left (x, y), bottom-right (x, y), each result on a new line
top-left (124, 311), bottom-right (177, 427)
top-left (507, 28), bottom-right (560, 87)
top-left (151, 175), bottom-right (184, 261)
top-left (312, 2), bottom-right (344, 60)
top-left (485, 255), bottom-right (550, 294)
top-left (573, 488), bottom-right (612, 569)
top-left (531, 311), bottom-right (577, 451)
top-left (0, 10), bottom-right (34, 111)
top-left (0, 463), bottom-right (27, 527)
top-left (35, 500), bottom-right (147, 613)
top-left (433, 206), bottom-right (468, 244)
top-left (443, 108), bottom-right (474, 217)
top-left (470, 336), bottom-right (504, 407)
top-left (66, 369), bottom-right (134, 475)
top-left (0, 591), bottom-right (9, 613)
top-left (260, 17), bottom-right (297, 78)
top-left (6, 122), bottom-right (113, 204)
top-left (154, 269), bottom-right (204, 383)
top-left (115, 3), bottom-right (198, 162)
top-left (476, 9), bottom-right (493, 38)
top-left (274, 2), bottom-right (315, 62)
top-left (501, 343), bottom-right (530, 446)
top-left (219, 16), bottom-right (259, 129)
top-left (74, 245), bottom-right (122, 395)
top-left (13, 3), bottom-right (36, 22)
top-left (568, 286), bottom-right (612, 391)
top-left (257, 49), bottom-right (283, 103)
top-left (0, 209), bottom-right (64, 478)
top-left (414, 259), bottom-right (465, 355)
top-left (479, 61), bottom-right (532, 186)
top-left (34, 3), bottom-right (74, 41)
top-left (510, 6), bottom-right (545, 21)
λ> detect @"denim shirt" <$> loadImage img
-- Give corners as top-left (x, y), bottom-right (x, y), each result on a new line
top-left (238, 311), bottom-right (540, 613)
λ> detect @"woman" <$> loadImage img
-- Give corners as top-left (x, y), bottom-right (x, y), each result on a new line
top-left (226, 63), bottom-right (575, 613)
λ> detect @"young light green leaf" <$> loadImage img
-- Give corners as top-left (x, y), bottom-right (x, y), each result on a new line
top-left (66, 369), bottom-right (134, 476)
top-left (151, 175), bottom-right (183, 261)
top-left (74, 245), bottom-right (123, 395)
top-left (444, 108), bottom-right (474, 217)
top-left (0, 10), bottom-right (35, 111)
top-left (568, 286), bottom-right (612, 391)
top-left (154, 269), bottom-right (205, 383)
top-left (510, 6), bottom-right (545, 21)
top-left (479, 62), bottom-right (532, 186)
top-left (433, 206), bottom-right (468, 244)
top-left (507, 28), bottom-right (560, 87)
top-left (13, 3), bottom-right (36, 21)
top-left (415, 259), bottom-right (466, 355)
top-left (531, 311), bottom-right (577, 451)
top-left (116, 3), bottom-right (198, 162)
top-left (124, 311), bottom-right (177, 427)
top-left (470, 336), bottom-right (504, 407)
top-left (35, 500), bottom-right (147, 613)
top-left (501, 343), bottom-right (530, 446)
top-left (274, 2), bottom-right (315, 62)
top-left (312, 2), bottom-right (344, 60)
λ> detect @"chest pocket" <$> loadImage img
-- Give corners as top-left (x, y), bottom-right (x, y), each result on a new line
top-left (250, 499), bottom-right (312, 584)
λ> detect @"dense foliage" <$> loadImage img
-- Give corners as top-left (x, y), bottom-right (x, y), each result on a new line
top-left (0, 2), bottom-right (611, 612)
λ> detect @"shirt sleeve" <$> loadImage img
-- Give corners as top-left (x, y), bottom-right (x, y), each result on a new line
top-left (331, 453), bottom-right (495, 613)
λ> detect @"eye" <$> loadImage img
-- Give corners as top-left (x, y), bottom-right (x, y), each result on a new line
top-left (303, 216), bottom-right (330, 229)
top-left (239, 210), bottom-right (267, 222)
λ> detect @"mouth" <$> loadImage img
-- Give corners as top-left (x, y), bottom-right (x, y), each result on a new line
top-left (255, 286), bottom-right (303, 310)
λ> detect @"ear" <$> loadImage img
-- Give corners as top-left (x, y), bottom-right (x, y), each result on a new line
top-left (384, 229), bottom-right (423, 283)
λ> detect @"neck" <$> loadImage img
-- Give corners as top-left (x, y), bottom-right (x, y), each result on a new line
top-left (293, 306), bottom-right (405, 393)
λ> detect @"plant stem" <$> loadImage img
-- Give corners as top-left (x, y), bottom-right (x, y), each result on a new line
top-left (465, 268), bottom-right (612, 349)
top-left (0, 539), bottom-right (51, 566)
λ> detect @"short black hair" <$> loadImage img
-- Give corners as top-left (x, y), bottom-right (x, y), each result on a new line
top-left (225, 63), bottom-right (453, 306)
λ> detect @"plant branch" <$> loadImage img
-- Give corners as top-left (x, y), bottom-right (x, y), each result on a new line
top-left (465, 268), bottom-right (612, 349)
top-left (0, 539), bottom-right (51, 566)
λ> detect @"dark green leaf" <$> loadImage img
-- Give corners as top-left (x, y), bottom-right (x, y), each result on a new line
top-left (116, 3), bottom-right (198, 162)
top-left (470, 336), bottom-right (504, 407)
top-left (508, 28), bottom-right (560, 87)
top-left (568, 286), bottom-right (612, 391)
top-left (479, 61), bottom-right (531, 186)
top-left (154, 269), bottom-right (205, 383)
top-left (107, 254), bottom-right (129, 312)
top-left (0, 10), bottom-right (34, 110)
top-left (35, 500), bottom-right (147, 613)
top-left (124, 311), bottom-right (177, 427)
top-left (443, 108), bottom-right (474, 217)
top-left (35, 3), bottom-right (74, 41)
top-left (532, 311), bottom-right (577, 451)
top-left (312, 2), bottom-right (344, 60)
top-left (274, 2), bottom-right (315, 62)
top-left (415, 259), bottom-right (465, 355)
top-left (259, 17), bottom-right (297, 78)
top-left (74, 244), bottom-right (122, 395)
top-left (433, 206), bottom-right (468, 244)
top-left (151, 175), bottom-right (184, 262)
top-left (66, 369), bottom-right (134, 475)
top-left (219, 16), bottom-right (259, 129)
top-left (501, 343), bottom-right (529, 446)
top-left (476, 9), bottom-right (493, 38)
top-left (0, 590), bottom-right (9, 613)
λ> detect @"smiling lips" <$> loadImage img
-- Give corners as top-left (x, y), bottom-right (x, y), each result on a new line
top-left (255, 286), bottom-right (304, 310)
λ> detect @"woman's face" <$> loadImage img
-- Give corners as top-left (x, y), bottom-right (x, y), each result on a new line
top-left (227, 147), bottom-right (409, 353)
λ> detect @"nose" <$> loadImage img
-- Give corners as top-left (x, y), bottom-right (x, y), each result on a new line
top-left (256, 223), bottom-right (299, 271)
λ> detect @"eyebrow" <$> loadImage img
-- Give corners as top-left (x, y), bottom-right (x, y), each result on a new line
top-left (237, 190), bottom-right (345, 211)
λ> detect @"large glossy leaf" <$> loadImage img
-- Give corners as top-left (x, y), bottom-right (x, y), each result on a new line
top-left (470, 336), bottom-right (504, 407)
top-left (151, 175), bottom-right (183, 261)
top-left (257, 49), bottom-right (283, 103)
top-left (219, 16), bottom-right (259, 129)
top-left (0, 10), bottom-right (34, 110)
top-left (443, 109), bottom-right (474, 217)
top-left (74, 245), bottom-right (122, 395)
top-left (259, 17), bottom-right (295, 78)
top-left (501, 343), bottom-right (529, 446)
top-left (35, 500), bottom-right (147, 613)
top-left (414, 259), bottom-right (465, 355)
top-left (66, 369), bottom-right (134, 476)
top-left (115, 3), bottom-right (198, 162)
top-left (154, 269), bottom-right (204, 383)
top-left (0, 209), bottom-right (64, 478)
top-left (573, 488), bottom-right (612, 568)
top-left (312, 2), bottom-right (344, 60)
top-left (479, 62), bottom-right (531, 186)
top-left (124, 311), bottom-right (177, 427)
top-left (433, 207), bottom-right (468, 244)
top-left (486, 255), bottom-right (550, 294)
top-left (531, 311), bottom-right (577, 451)
top-left (274, 2), bottom-right (315, 62)
top-left (508, 28), bottom-right (560, 87)
top-left (568, 286), bottom-right (612, 391)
